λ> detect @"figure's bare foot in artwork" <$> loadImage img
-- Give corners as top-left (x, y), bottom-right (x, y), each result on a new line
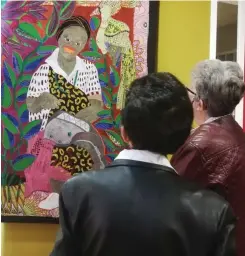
top-left (38, 192), bottom-right (59, 210)
top-left (24, 191), bottom-right (58, 217)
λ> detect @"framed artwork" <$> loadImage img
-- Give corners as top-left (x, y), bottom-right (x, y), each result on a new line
top-left (1, 0), bottom-right (159, 223)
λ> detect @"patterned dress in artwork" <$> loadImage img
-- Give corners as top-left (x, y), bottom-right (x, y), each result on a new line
top-left (105, 18), bottom-right (136, 109)
top-left (47, 67), bottom-right (95, 174)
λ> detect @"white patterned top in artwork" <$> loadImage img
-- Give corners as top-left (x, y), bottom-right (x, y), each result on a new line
top-left (27, 48), bottom-right (101, 130)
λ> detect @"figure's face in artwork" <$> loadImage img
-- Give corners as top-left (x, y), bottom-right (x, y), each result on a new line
top-left (58, 26), bottom-right (88, 61)
top-left (44, 118), bottom-right (85, 145)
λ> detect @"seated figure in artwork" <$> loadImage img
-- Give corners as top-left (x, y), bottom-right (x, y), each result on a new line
top-left (24, 16), bottom-right (106, 216)
top-left (26, 16), bottom-right (103, 130)
top-left (91, 1), bottom-right (137, 109)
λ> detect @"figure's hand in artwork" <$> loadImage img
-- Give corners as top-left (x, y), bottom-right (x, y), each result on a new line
top-left (27, 93), bottom-right (60, 113)
top-left (75, 99), bottom-right (103, 123)
top-left (39, 92), bottom-right (60, 110)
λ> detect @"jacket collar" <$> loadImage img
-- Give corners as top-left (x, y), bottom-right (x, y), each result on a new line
top-left (204, 114), bottom-right (232, 124)
top-left (107, 159), bottom-right (176, 174)
top-left (107, 149), bottom-right (177, 174)
top-left (191, 114), bottom-right (234, 134)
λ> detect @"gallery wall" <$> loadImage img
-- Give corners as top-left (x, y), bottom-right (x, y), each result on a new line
top-left (1, 2), bottom-right (211, 256)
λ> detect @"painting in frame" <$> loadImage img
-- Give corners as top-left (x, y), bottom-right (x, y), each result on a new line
top-left (1, 0), bottom-right (159, 223)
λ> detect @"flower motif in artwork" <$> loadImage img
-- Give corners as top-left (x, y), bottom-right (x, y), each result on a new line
top-left (133, 40), bottom-right (145, 74)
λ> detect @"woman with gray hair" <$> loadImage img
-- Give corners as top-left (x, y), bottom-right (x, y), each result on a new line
top-left (171, 59), bottom-right (245, 256)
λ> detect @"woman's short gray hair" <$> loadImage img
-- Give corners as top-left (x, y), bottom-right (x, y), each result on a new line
top-left (191, 59), bottom-right (245, 117)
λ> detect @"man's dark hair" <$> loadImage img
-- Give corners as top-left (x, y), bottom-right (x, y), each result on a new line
top-left (121, 72), bottom-right (193, 155)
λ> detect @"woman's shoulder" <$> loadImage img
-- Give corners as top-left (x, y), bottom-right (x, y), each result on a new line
top-left (188, 122), bottom-right (232, 154)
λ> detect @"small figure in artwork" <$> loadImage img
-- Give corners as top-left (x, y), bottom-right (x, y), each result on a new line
top-left (26, 16), bottom-right (103, 130)
top-left (24, 111), bottom-right (105, 213)
top-left (91, 1), bottom-right (137, 109)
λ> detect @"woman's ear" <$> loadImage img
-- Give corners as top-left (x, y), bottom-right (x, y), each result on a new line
top-left (195, 99), bottom-right (205, 112)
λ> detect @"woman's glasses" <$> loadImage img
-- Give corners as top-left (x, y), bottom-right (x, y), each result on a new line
top-left (185, 86), bottom-right (196, 96)
top-left (185, 86), bottom-right (197, 104)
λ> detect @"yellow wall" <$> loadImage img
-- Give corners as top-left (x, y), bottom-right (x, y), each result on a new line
top-left (157, 1), bottom-right (210, 84)
top-left (1, 2), bottom-right (210, 255)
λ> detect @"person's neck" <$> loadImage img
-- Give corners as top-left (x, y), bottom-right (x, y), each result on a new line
top-left (57, 51), bottom-right (76, 76)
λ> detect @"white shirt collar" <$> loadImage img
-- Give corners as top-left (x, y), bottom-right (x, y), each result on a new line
top-left (115, 149), bottom-right (176, 172)
top-left (45, 48), bottom-right (86, 80)
top-left (204, 114), bottom-right (232, 124)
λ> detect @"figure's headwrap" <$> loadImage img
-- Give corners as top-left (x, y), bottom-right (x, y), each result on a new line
top-left (56, 16), bottom-right (91, 40)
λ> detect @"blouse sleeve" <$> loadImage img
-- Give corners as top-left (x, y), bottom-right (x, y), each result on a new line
top-left (27, 64), bottom-right (51, 130)
top-left (27, 64), bottom-right (50, 98)
top-left (86, 64), bottom-right (101, 97)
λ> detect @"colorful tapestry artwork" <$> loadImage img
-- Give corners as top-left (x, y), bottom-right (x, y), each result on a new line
top-left (1, 1), bottom-right (159, 222)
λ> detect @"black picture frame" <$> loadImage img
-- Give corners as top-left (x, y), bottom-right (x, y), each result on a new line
top-left (1, 1), bottom-right (159, 224)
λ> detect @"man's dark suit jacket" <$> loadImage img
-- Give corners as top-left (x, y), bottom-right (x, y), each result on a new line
top-left (51, 159), bottom-right (236, 256)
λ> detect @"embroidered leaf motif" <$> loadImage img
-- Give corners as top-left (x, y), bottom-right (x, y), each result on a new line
top-left (97, 109), bottom-right (111, 118)
top-left (112, 93), bottom-right (117, 104)
top-left (110, 66), bottom-right (120, 87)
top-left (2, 83), bottom-right (12, 108)
top-left (1, 113), bottom-right (19, 134)
top-left (95, 62), bottom-right (106, 74)
top-left (23, 56), bottom-right (44, 72)
top-left (20, 110), bottom-right (29, 123)
top-left (90, 16), bottom-right (100, 31)
top-left (18, 104), bottom-right (29, 123)
top-left (89, 38), bottom-right (98, 52)
top-left (102, 136), bottom-right (116, 152)
top-left (12, 154), bottom-right (35, 171)
top-left (3, 62), bottom-right (16, 88)
top-left (106, 153), bottom-right (118, 162)
top-left (18, 23), bottom-right (42, 41)
top-left (94, 119), bottom-right (114, 130)
top-left (22, 120), bottom-right (41, 140)
top-left (99, 74), bottom-right (109, 87)
top-left (37, 45), bottom-right (56, 55)
top-left (16, 87), bottom-right (28, 102)
top-left (46, 6), bottom-right (59, 37)
top-left (12, 52), bottom-right (23, 73)
top-left (102, 90), bottom-right (112, 108)
top-left (3, 128), bottom-right (14, 149)
top-left (16, 28), bottom-right (40, 42)
top-left (105, 130), bottom-right (124, 147)
top-left (60, 1), bottom-right (76, 20)
top-left (115, 114), bottom-right (121, 129)
top-left (19, 74), bottom-right (32, 87)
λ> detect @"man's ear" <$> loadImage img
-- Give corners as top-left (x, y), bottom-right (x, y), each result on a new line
top-left (121, 126), bottom-right (133, 148)
top-left (121, 126), bottom-right (129, 143)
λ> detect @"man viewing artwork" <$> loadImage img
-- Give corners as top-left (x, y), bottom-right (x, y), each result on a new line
top-left (51, 73), bottom-right (236, 256)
